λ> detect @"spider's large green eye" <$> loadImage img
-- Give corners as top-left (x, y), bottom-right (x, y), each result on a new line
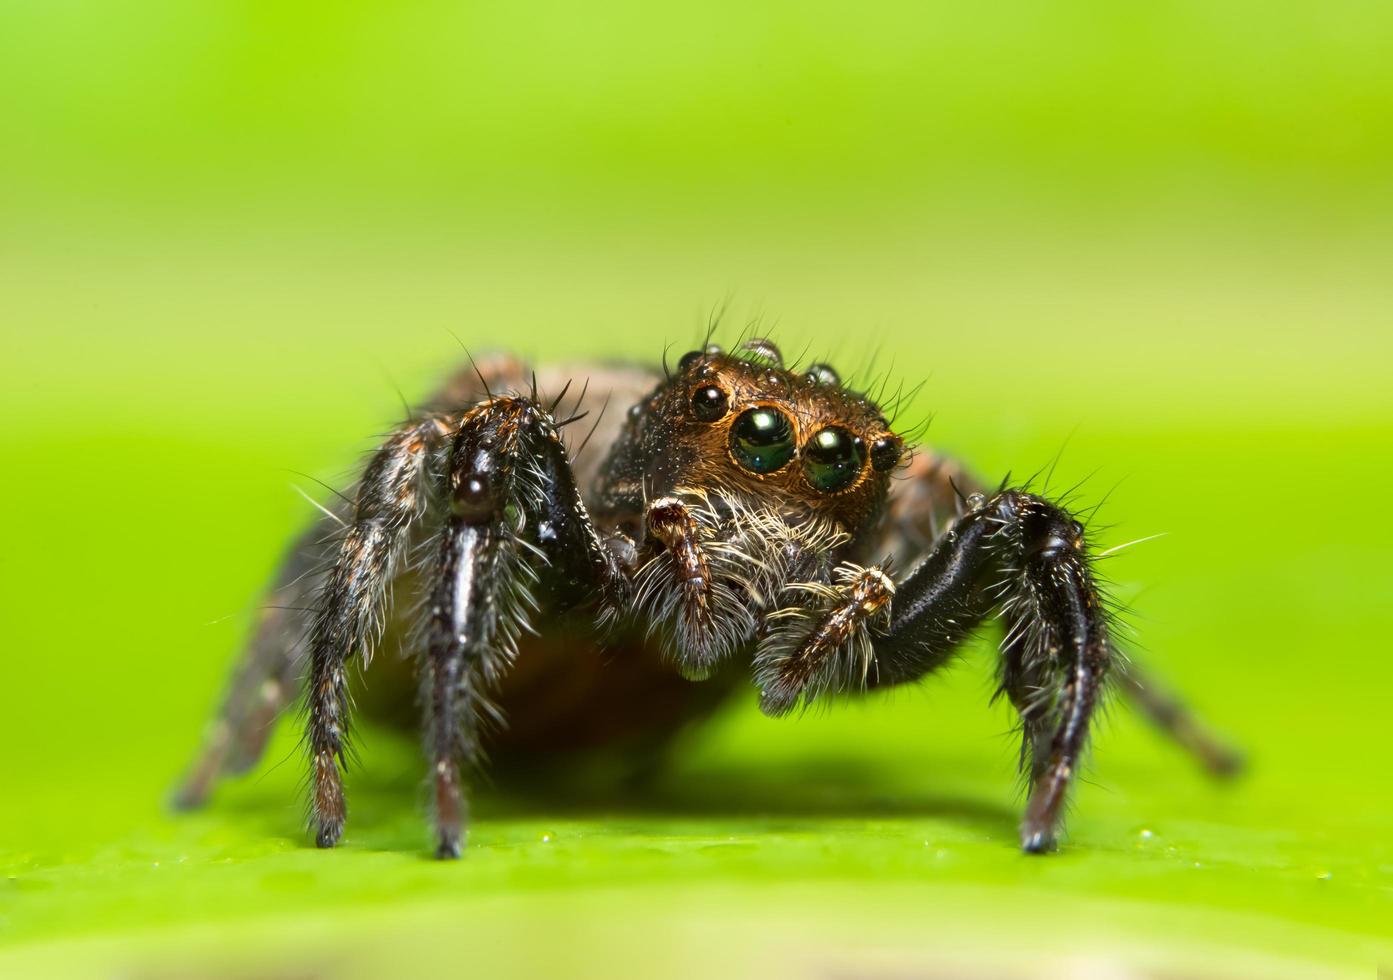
top-left (803, 426), bottom-right (866, 492)
top-left (729, 407), bottom-right (795, 474)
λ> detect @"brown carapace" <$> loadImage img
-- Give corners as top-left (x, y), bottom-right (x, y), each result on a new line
top-left (175, 338), bottom-right (1241, 858)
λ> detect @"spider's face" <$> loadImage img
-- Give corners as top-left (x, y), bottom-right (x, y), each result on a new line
top-left (624, 346), bottom-right (907, 536)
top-left (592, 342), bottom-right (911, 674)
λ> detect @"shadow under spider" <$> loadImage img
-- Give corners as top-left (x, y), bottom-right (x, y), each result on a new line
top-left (207, 730), bottom-right (1019, 846)
top-left (482, 760), bottom-right (1017, 833)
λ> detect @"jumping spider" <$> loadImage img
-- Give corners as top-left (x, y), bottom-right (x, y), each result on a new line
top-left (176, 339), bottom-right (1239, 857)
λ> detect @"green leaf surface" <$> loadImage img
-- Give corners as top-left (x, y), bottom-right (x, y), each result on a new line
top-left (4, 323), bottom-right (1390, 977)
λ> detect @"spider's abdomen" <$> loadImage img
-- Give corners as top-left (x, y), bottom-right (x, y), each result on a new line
top-left (356, 612), bottom-right (738, 771)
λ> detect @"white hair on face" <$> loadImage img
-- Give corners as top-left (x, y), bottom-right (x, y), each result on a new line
top-left (625, 486), bottom-right (850, 678)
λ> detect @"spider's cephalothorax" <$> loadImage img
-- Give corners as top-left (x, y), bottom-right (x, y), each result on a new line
top-left (595, 348), bottom-right (905, 683)
top-left (175, 338), bottom-right (1240, 859)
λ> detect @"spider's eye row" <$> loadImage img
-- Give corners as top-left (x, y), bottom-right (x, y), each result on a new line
top-left (690, 385), bottom-right (729, 422)
top-left (803, 426), bottom-right (866, 492)
top-left (870, 435), bottom-right (904, 472)
top-left (729, 407), bottom-right (796, 474)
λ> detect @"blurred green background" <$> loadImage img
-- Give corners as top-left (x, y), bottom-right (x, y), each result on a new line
top-left (2, 2), bottom-right (1391, 977)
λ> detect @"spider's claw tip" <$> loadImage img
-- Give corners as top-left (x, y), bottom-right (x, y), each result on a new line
top-left (1206, 746), bottom-right (1246, 780)
top-left (315, 823), bottom-right (343, 849)
top-left (1019, 826), bottom-right (1058, 855)
top-left (434, 836), bottom-right (463, 860)
top-left (167, 780), bottom-right (209, 812)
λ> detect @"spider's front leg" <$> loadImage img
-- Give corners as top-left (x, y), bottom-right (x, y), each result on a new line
top-left (307, 396), bottom-right (627, 857)
top-left (756, 489), bottom-right (1111, 854)
top-left (421, 396), bottom-right (628, 857)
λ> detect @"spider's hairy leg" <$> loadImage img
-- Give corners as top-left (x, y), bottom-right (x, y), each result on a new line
top-left (424, 493), bottom-right (497, 861)
top-left (881, 452), bottom-right (1240, 782)
top-left (918, 490), bottom-right (1110, 853)
top-left (174, 353), bottom-right (535, 814)
top-left (425, 396), bottom-right (629, 859)
top-left (307, 415), bottom-right (450, 849)
top-left (764, 489), bottom-right (1112, 854)
top-left (172, 523), bottom-right (331, 809)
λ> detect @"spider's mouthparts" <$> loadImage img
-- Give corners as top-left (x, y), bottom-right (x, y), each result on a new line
top-left (631, 488), bottom-right (853, 674)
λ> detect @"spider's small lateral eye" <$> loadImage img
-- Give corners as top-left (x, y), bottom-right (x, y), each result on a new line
top-left (690, 385), bottom-right (729, 423)
top-left (803, 426), bottom-right (866, 492)
top-left (740, 338), bottom-right (783, 366)
top-left (870, 435), bottom-right (904, 472)
top-left (678, 345), bottom-right (723, 372)
top-left (729, 407), bottom-right (796, 474)
top-left (805, 363), bottom-right (840, 386)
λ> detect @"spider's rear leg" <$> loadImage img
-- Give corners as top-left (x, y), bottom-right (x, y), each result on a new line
top-left (877, 446), bottom-right (985, 555)
top-left (1113, 662), bottom-right (1244, 777)
top-left (425, 396), bottom-right (629, 858)
top-left (172, 523), bottom-right (331, 809)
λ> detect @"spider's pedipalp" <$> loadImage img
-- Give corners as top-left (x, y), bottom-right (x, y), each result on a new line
top-left (754, 563), bottom-right (895, 716)
top-left (632, 488), bottom-right (849, 679)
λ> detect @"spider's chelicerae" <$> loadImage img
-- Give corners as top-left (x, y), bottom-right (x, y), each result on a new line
top-left (176, 338), bottom-right (1240, 857)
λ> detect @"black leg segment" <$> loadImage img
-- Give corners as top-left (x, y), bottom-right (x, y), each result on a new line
top-left (869, 489), bottom-right (1113, 853)
top-left (423, 396), bottom-right (628, 858)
